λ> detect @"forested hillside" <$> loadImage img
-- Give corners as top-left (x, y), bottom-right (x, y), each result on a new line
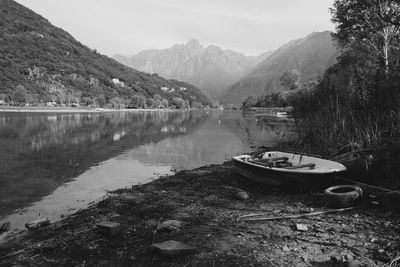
top-left (221, 31), bottom-right (337, 106)
top-left (0, 0), bottom-right (210, 108)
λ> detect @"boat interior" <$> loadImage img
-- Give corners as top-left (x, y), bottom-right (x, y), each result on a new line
top-left (237, 151), bottom-right (346, 173)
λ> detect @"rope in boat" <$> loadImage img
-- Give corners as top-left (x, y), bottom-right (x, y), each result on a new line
top-left (335, 175), bottom-right (400, 195)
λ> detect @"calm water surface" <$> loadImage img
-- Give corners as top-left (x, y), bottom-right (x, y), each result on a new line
top-left (0, 110), bottom-right (292, 229)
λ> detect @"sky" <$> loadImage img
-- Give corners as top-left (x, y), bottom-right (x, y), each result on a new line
top-left (16, 0), bottom-right (335, 57)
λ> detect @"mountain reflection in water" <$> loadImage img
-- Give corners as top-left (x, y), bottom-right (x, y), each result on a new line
top-left (0, 110), bottom-right (292, 229)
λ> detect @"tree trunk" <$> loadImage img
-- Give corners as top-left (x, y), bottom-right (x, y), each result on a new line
top-left (383, 29), bottom-right (389, 77)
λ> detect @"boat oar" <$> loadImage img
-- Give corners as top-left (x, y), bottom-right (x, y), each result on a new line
top-left (282, 163), bottom-right (315, 169)
top-left (237, 207), bottom-right (354, 222)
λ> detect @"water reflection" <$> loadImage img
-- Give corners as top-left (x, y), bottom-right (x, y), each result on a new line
top-left (0, 111), bottom-right (207, 218)
top-left (0, 110), bottom-right (291, 230)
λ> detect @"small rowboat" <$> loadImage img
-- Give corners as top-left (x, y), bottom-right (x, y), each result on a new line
top-left (232, 151), bottom-right (347, 185)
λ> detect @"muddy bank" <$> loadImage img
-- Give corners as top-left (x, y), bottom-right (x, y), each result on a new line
top-left (1, 161), bottom-right (400, 266)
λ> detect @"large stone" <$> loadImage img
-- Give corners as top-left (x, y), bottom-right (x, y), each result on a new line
top-left (109, 193), bottom-right (145, 205)
top-left (295, 223), bottom-right (308, 232)
top-left (25, 218), bottom-right (50, 229)
top-left (157, 220), bottom-right (183, 232)
top-left (0, 222), bottom-right (10, 233)
top-left (235, 191), bottom-right (249, 201)
top-left (151, 240), bottom-right (197, 255)
top-left (95, 221), bottom-right (121, 236)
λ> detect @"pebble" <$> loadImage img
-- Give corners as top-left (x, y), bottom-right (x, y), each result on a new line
top-left (301, 255), bottom-right (308, 263)
top-left (235, 191), bottom-right (249, 200)
top-left (0, 222), bottom-right (10, 233)
top-left (151, 240), bottom-right (197, 255)
top-left (295, 223), bottom-right (308, 232)
top-left (157, 220), bottom-right (183, 232)
top-left (25, 218), bottom-right (50, 229)
top-left (95, 221), bottom-right (122, 236)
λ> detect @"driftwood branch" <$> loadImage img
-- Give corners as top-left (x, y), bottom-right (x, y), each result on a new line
top-left (237, 207), bottom-right (354, 222)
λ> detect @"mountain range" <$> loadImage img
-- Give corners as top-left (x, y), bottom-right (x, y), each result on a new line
top-left (114, 40), bottom-right (271, 99)
top-left (220, 31), bottom-right (338, 105)
top-left (0, 0), bottom-right (210, 108)
top-left (2, 0), bottom-right (338, 109)
top-left (116, 32), bottom-right (337, 106)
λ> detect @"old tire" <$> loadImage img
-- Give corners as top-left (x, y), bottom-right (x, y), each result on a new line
top-left (324, 185), bottom-right (363, 208)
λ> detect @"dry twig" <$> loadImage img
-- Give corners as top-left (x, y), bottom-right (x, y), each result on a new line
top-left (237, 207), bottom-right (354, 222)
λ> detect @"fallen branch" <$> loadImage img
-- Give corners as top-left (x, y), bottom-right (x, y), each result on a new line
top-left (237, 207), bottom-right (354, 222)
top-left (383, 254), bottom-right (400, 267)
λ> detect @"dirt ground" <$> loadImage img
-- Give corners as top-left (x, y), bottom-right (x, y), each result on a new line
top-left (1, 161), bottom-right (399, 266)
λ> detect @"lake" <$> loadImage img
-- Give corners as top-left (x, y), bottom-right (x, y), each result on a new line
top-left (0, 110), bottom-right (293, 229)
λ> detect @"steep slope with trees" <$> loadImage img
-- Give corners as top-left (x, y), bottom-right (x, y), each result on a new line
top-left (114, 40), bottom-right (271, 99)
top-left (0, 0), bottom-right (210, 108)
top-left (289, 0), bottom-right (400, 187)
top-left (220, 31), bottom-right (337, 106)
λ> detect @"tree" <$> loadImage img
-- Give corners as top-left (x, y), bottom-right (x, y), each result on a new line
top-left (95, 94), bottom-right (106, 107)
top-left (242, 96), bottom-right (257, 109)
top-left (331, 0), bottom-right (400, 74)
top-left (191, 101), bottom-right (203, 110)
top-left (109, 96), bottom-right (125, 108)
top-left (172, 97), bottom-right (186, 109)
top-left (280, 71), bottom-right (300, 90)
top-left (129, 95), bottom-right (146, 108)
top-left (12, 85), bottom-right (27, 105)
top-left (153, 94), bottom-right (162, 101)
top-left (211, 100), bottom-right (220, 109)
top-left (146, 98), bottom-right (155, 108)
top-left (81, 96), bottom-right (94, 106)
top-left (161, 98), bottom-right (169, 108)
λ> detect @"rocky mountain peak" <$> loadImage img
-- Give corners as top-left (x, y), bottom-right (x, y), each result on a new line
top-left (185, 39), bottom-right (203, 55)
top-left (114, 40), bottom-right (269, 99)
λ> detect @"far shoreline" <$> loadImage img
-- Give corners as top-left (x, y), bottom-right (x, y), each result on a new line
top-left (0, 106), bottom-right (206, 113)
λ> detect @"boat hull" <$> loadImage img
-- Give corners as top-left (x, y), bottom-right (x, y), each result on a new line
top-left (232, 152), bottom-right (346, 186)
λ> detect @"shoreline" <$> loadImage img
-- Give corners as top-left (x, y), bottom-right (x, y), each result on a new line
top-left (0, 107), bottom-right (186, 113)
top-left (1, 161), bottom-right (399, 266)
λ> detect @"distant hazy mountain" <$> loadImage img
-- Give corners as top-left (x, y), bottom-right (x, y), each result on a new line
top-left (220, 31), bottom-right (338, 105)
top-left (0, 0), bottom-right (210, 108)
top-left (114, 40), bottom-right (271, 98)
